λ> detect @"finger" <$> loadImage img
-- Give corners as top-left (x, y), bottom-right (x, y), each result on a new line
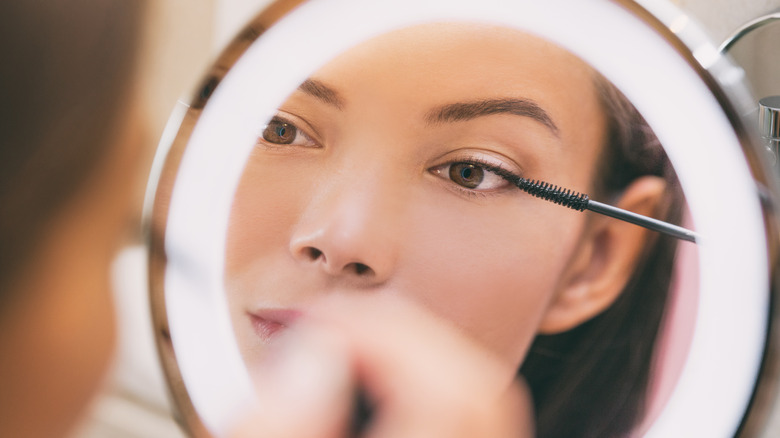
top-left (229, 324), bottom-right (354, 438)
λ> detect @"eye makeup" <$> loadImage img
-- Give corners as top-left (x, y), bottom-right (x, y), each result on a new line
top-left (476, 163), bottom-right (700, 243)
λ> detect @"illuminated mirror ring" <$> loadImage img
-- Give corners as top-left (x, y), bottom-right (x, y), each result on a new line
top-left (145, 0), bottom-right (780, 436)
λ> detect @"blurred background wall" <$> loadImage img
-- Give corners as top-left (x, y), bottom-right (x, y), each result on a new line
top-left (71, 0), bottom-right (780, 436)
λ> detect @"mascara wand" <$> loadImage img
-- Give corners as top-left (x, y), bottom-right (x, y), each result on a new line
top-left (511, 178), bottom-right (700, 244)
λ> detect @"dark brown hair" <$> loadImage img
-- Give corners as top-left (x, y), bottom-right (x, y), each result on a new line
top-left (0, 1), bottom-right (144, 300)
top-left (519, 74), bottom-right (684, 437)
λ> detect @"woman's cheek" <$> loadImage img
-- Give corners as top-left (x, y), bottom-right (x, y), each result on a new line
top-left (226, 158), bottom-right (315, 277)
top-left (396, 200), bottom-right (575, 368)
top-left (404, 245), bottom-right (561, 367)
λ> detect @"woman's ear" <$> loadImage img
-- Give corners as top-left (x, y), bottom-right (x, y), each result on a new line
top-left (538, 176), bottom-right (668, 334)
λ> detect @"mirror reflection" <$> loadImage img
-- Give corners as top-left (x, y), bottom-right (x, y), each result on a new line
top-left (222, 23), bottom-right (692, 437)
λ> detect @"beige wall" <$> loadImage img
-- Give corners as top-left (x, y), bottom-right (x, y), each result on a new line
top-left (674, 0), bottom-right (779, 42)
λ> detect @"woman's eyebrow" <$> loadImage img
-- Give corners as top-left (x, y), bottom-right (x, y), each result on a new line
top-left (424, 98), bottom-right (559, 136)
top-left (298, 79), bottom-right (345, 110)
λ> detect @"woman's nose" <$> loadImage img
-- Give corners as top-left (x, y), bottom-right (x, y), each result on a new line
top-left (288, 176), bottom-right (401, 285)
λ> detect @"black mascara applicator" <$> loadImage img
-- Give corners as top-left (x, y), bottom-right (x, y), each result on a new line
top-left (506, 175), bottom-right (700, 244)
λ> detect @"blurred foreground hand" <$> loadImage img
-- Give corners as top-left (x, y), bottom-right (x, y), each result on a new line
top-left (230, 294), bottom-right (534, 438)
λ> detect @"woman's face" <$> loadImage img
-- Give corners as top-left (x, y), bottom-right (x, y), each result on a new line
top-left (225, 24), bottom-right (608, 371)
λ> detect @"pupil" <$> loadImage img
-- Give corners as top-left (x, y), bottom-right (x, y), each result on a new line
top-left (461, 168), bottom-right (473, 180)
top-left (277, 126), bottom-right (287, 137)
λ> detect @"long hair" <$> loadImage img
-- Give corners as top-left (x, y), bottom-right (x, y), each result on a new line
top-left (519, 74), bottom-right (684, 437)
top-left (0, 0), bottom-right (144, 299)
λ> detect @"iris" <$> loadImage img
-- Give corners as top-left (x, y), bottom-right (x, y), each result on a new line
top-left (262, 119), bottom-right (297, 144)
top-left (449, 163), bottom-right (484, 189)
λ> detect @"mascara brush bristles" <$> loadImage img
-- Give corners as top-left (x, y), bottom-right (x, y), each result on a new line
top-left (499, 172), bottom-right (590, 212)
top-left (516, 179), bottom-right (590, 211)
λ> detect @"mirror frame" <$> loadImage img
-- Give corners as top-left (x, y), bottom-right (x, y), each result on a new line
top-left (144, 0), bottom-right (780, 436)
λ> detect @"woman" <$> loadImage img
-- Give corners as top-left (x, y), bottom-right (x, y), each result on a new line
top-left (225, 23), bottom-right (683, 437)
top-left (0, 3), bottom-right (529, 437)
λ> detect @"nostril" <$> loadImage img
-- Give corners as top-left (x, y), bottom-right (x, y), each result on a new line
top-left (300, 246), bottom-right (374, 277)
top-left (351, 262), bottom-right (374, 276)
top-left (305, 247), bottom-right (323, 261)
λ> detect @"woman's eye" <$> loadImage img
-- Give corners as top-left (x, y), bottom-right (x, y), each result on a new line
top-left (260, 118), bottom-right (317, 147)
top-left (435, 162), bottom-right (511, 191)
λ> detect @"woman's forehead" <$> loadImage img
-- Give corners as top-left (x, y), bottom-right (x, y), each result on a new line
top-left (313, 23), bottom-right (593, 87)
top-left (305, 23), bottom-right (606, 166)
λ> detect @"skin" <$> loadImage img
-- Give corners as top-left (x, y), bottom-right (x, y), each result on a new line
top-left (0, 110), bottom-right (143, 438)
top-left (225, 24), bottom-right (665, 377)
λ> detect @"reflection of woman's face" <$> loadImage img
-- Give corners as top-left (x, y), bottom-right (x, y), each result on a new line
top-left (225, 24), bottom-right (608, 371)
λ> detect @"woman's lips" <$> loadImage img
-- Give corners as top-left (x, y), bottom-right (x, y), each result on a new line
top-left (248, 308), bottom-right (302, 342)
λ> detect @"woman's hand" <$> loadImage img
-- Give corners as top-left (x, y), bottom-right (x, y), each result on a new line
top-left (230, 294), bottom-right (534, 438)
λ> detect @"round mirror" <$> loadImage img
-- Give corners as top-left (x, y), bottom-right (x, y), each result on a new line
top-left (145, 0), bottom-right (780, 436)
